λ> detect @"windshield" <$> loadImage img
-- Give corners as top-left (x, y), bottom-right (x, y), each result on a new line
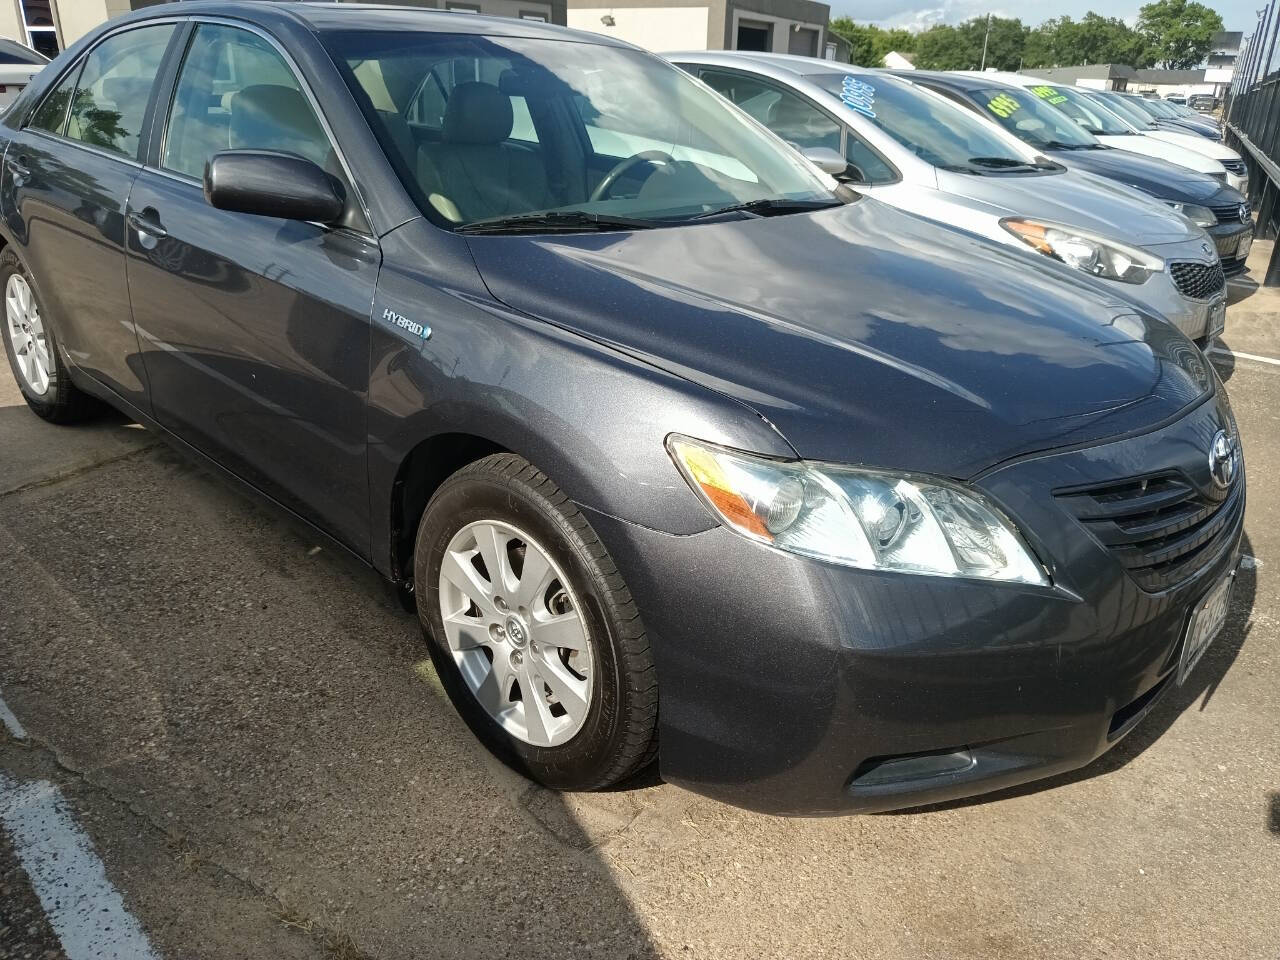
top-left (972, 86), bottom-right (1099, 149)
top-left (1021, 83), bottom-right (1131, 135)
top-left (1090, 91), bottom-right (1158, 130)
top-left (807, 72), bottom-right (1041, 173)
top-left (0, 38), bottom-right (46, 65)
top-left (1126, 95), bottom-right (1170, 119)
top-left (323, 32), bottom-right (834, 229)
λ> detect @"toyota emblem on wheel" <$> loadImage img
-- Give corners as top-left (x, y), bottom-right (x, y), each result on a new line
top-left (1209, 429), bottom-right (1238, 488)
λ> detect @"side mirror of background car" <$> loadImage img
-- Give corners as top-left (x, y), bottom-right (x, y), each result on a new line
top-left (800, 146), bottom-right (863, 183)
top-left (204, 150), bottom-right (345, 225)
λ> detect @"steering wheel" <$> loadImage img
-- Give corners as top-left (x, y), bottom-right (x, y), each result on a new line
top-left (589, 150), bottom-right (674, 202)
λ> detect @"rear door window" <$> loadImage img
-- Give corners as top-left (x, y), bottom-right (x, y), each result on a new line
top-left (28, 62), bottom-right (80, 134)
top-left (60, 24), bottom-right (175, 158)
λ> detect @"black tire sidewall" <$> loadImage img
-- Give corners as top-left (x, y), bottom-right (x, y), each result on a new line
top-left (415, 468), bottom-right (629, 790)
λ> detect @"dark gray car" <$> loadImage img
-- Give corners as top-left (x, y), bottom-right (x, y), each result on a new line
top-left (0, 3), bottom-right (1245, 814)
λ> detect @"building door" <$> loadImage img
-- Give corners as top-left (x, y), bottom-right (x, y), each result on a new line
top-left (735, 20), bottom-right (772, 51)
top-left (788, 27), bottom-right (818, 57)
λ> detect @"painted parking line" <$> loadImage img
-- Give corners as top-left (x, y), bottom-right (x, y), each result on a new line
top-left (0, 695), bottom-right (26, 740)
top-left (1209, 347), bottom-right (1280, 367)
top-left (0, 772), bottom-right (160, 960)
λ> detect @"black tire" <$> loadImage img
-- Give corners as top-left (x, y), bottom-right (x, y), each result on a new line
top-left (0, 247), bottom-right (95, 423)
top-left (415, 453), bottom-right (658, 790)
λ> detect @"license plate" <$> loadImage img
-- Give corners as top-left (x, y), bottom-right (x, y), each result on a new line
top-left (1178, 571), bottom-right (1234, 684)
top-left (1206, 297), bottom-right (1226, 340)
top-left (1237, 232), bottom-right (1253, 260)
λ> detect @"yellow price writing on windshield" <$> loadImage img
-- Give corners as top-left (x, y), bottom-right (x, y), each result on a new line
top-left (1029, 84), bottom-right (1068, 105)
top-left (987, 93), bottom-right (1021, 117)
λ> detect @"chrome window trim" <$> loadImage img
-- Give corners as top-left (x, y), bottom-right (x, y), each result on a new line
top-left (158, 15), bottom-right (376, 237)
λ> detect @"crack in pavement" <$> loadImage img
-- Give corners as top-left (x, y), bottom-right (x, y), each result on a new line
top-left (0, 442), bottom-right (163, 500)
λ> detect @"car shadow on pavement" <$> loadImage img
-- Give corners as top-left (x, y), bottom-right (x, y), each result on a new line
top-left (898, 532), bottom-right (1258, 815)
top-left (1227, 275), bottom-right (1259, 308)
top-left (0, 439), bottom-right (663, 960)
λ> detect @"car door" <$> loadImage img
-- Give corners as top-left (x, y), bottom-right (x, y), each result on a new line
top-left (125, 21), bottom-right (380, 553)
top-left (1, 22), bottom-right (178, 409)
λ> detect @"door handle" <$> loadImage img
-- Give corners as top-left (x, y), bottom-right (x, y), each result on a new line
top-left (8, 156), bottom-right (30, 182)
top-left (127, 210), bottom-right (167, 239)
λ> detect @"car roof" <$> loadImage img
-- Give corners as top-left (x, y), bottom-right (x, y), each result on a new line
top-left (952, 70), bottom-right (1038, 87)
top-left (129, 1), bottom-right (633, 48)
top-left (665, 50), bottom-right (875, 77)
top-left (891, 70), bottom-right (1010, 92)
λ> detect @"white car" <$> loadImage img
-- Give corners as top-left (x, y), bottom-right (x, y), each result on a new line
top-left (957, 71), bottom-right (1230, 186)
top-left (665, 52), bottom-right (1230, 343)
top-left (0, 38), bottom-right (46, 109)
top-left (1075, 88), bottom-right (1247, 192)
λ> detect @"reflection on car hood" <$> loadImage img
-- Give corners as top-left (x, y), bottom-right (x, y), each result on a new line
top-left (936, 168), bottom-right (1197, 244)
top-left (1045, 147), bottom-right (1230, 202)
top-left (468, 199), bottom-right (1212, 478)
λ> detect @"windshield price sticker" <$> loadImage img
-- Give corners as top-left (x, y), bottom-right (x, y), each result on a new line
top-left (987, 93), bottom-right (1022, 117)
top-left (1029, 84), bottom-right (1068, 105)
top-left (841, 76), bottom-right (877, 119)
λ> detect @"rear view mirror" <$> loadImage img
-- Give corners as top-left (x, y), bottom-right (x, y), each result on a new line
top-left (204, 150), bottom-right (345, 225)
top-left (801, 146), bottom-right (861, 182)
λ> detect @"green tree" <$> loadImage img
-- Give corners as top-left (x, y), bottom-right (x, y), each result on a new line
top-left (827, 19), bottom-right (917, 66)
top-left (1137, 0), bottom-right (1224, 68)
top-left (1024, 13), bottom-right (1151, 67)
top-left (914, 16), bottom-right (1026, 71)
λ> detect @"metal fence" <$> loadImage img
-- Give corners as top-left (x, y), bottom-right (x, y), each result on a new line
top-left (1225, 0), bottom-right (1280, 285)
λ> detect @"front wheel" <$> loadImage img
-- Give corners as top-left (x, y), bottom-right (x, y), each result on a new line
top-left (415, 454), bottom-right (658, 790)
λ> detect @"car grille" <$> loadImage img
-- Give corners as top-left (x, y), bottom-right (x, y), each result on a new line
top-left (1210, 201), bottom-right (1247, 223)
top-left (1169, 260), bottom-right (1225, 300)
top-left (1220, 158), bottom-right (1246, 175)
top-left (1221, 254), bottom-right (1248, 278)
top-left (1057, 472), bottom-right (1243, 591)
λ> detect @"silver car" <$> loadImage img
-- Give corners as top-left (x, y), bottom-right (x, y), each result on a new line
top-left (665, 52), bottom-right (1228, 343)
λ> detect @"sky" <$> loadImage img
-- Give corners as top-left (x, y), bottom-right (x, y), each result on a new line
top-left (838, 0), bottom-right (1262, 35)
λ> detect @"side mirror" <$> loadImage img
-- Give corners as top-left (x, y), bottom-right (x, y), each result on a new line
top-left (204, 150), bottom-right (345, 225)
top-left (801, 146), bottom-right (862, 182)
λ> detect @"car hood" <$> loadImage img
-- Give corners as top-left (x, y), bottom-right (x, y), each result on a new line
top-left (1045, 146), bottom-right (1225, 202)
top-left (1095, 133), bottom-right (1223, 174)
top-left (1146, 129), bottom-right (1235, 160)
top-left (466, 199), bottom-right (1212, 478)
top-left (934, 167), bottom-right (1197, 244)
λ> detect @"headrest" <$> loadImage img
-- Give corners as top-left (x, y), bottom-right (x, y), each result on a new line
top-left (768, 95), bottom-right (815, 129)
top-left (100, 76), bottom-right (151, 109)
top-left (442, 82), bottom-right (513, 145)
top-left (230, 84), bottom-right (326, 154)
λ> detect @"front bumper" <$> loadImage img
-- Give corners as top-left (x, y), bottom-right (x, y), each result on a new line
top-left (1133, 239), bottom-right (1227, 340)
top-left (586, 395), bottom-right (1243, 815)
top-left (1210, 220), bottom-right (1253, 277)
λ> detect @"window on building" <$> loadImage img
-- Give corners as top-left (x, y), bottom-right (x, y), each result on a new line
top-left (19, 0), bottom-right (59, 59)
top-left (64, 24), bottom-right (176, 158)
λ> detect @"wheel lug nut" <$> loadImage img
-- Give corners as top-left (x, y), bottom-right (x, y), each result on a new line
top-left (510, 650), bottom-right (523, 667)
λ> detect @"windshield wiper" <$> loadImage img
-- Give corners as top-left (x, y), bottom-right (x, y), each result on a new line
top-left (455, 210), bottom-right (659, 235)
top-left (682, 197), bottom-right (843, 221)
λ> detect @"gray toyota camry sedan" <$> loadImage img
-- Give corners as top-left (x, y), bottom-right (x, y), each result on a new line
top-left (0, 3), bottom-right (1244, 814)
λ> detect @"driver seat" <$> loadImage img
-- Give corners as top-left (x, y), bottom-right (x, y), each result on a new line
top-left (417, 82), bottom-right (554, 222)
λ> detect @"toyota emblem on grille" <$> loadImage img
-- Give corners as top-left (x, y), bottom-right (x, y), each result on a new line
top-left (1208, 428), bottom-right (1238, 488)
top-left (1201, 241), bottom-right (1213, 256)
top-left (1239, 202), bottom-right (1251, 223)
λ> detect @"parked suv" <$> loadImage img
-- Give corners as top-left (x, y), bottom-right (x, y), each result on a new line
top-left (0, 3), bottom-right (1244, 814)
top-left (668, 53), bottom-right (1227, 343)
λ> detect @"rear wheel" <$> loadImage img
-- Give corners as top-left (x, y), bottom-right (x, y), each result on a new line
top-left (415, 453), bottom-right (658, 790)
top-left (0, 248), bottom-right (95, 423)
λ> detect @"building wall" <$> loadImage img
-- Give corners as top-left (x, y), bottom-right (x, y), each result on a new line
top-left (54, 0), bottom-right (112, 46)
top-left (567, 3), bottom-right (710, 49)
top-left (0, 0), bottom-right (25, 46)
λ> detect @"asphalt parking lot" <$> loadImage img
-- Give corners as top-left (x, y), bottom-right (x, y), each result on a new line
top-left (2, 242), bottom-right (1278, 960)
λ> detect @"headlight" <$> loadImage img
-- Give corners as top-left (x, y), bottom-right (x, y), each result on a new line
top-left (1001, 218), bottom-right (1163, 284)
top-left (1165, 201), bottom-right (1217, 227)
top-left (667, 436), bottom-right (1047, 585)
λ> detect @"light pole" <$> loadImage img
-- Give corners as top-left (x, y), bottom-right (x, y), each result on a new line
top-left (980, 12), bottom-right (992, 70)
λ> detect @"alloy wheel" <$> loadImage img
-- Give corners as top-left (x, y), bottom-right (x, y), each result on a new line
top-left (5, 274), bottom-right (50, 396)
top-left (438, 519), bottom-right (594, 747)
